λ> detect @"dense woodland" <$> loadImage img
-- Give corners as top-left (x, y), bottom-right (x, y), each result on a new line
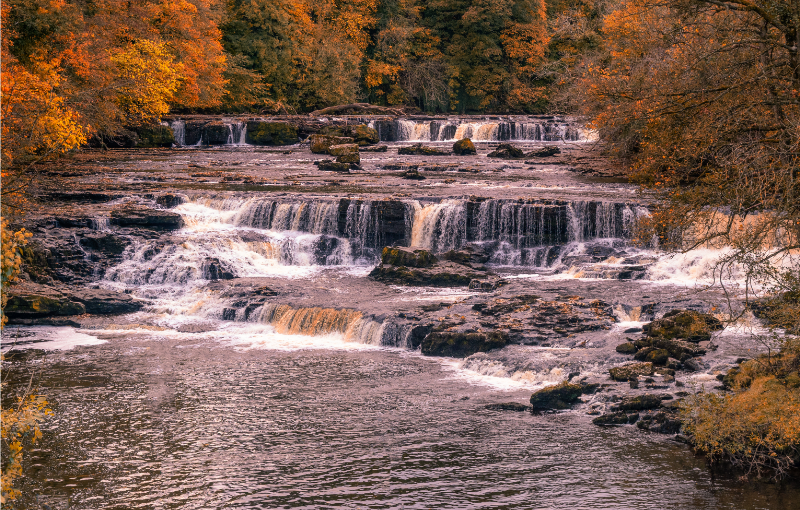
top-left (2, 0), bottom-right (800, 487)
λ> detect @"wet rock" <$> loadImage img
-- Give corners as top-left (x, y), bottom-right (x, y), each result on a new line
top-left (79, 233), bottom-right (130, 256)
top-left (592, 412), bottom-right (631, 426)
top-left (421, 330), bottom-right (508, 357)
top-left (67, 288), bottom-right (142, 314)
top-left (682, 358), bottom-right (704, 372)
top-left (4, 284), bottom-right (86, 318)
top-left (643, 309), bottom-right (723, 342)
top-left (369, 261), bottom-right (480, 287)
top-left (328, 144), bottom-right (360, 164)
top-left (468, 280), bottom-right (498, 292)
top-left (402, 168), bottom-right (425, 180)
top-left (201, 258), bottom-right (235, 280)
top-left (380, 247), bottom-right (437, 268)
top-left (135, 125), bottom-right (175, 147)
top-left (203, 121), bottom-right (230, 145)
top-left (615, 342), bottom-right (637, 354)
top-left (609, 362), bottom-right (654, 381)
top-left (360, 144), bottom-right (388, 152)
top-left (351, 124), bottom-right (379, 145)
top-left (637, 412), bottom-right (682, 434)
top-left (529, 382), bottom-right (583, 410)
top-left (309, 135), bottom-right (354, 154)
top-left (245, 121), bottom-right (299, 145)
top-left (613, 394), bottom-right (665, 411)
top-left (398, 144), bottom-right (449, 156)
top-left (110, 205), bottom-right (184, 230)
top-left (314, 160), bottom-right (350, 172)
top-left (527, 146), bottom-right (561, 158)
top-left (453, 138), bottom-right (476, 155)
top-left (155, 193), bottom-right (187, 208)
top-left (485, 402), bottom-right (529, 412)
top-left (645, 348), bottom-right (671, 365)
top-left (440, 244), bottom-right (492, 266)
top-left (487, 144), bottom-right (525, 159)
top-left (665, 357), bottom-right (682, 370)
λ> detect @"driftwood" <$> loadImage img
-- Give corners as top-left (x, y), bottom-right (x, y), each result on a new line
top-left (309, 103), bottom-right (407, 116)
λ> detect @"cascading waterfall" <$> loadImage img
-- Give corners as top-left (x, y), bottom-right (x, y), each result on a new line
top-left (259, 304), bottom-right (389, 345)
top-left (170, 120), bottom-right (186, 146)
top-left (409, 200), bottom-right (468, 253)
top-left (371, 117), bottom-right (587, 142)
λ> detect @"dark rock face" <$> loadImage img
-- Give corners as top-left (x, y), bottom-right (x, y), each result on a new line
top-left (439, 243), bottom-right (492, 266)
top-left (616, 342), bottom-right (637, 354)
top-left (369, 262), bottom-right (479, 287)
top-left (314, 160), bottom-right (351, 172)
top-left (529, 382), bottom-right (583, 410)
top-left (613, 394), bottom-right (665, 411)
top-left (135, 125), bottom-right (175, 147)
top-left (453, 138), bottom-right (476, 155)
top-left (320, 124), bottom-right (379, 146)
top-left (592, 412), bottom-right (634, 426)
top-left (4, 285), bottom-right (86, 318)
top-left (528, 147), bottom-right (561, 158)
top-left (203, 121), bottom-right (230, 145)
top-left (110, 205), bottom-right (184, 230)
top-left (487, 144), bottom-right (525, 159)
top-left (68, 288), bottom-right (142, 314)
top-left (643, 310), bottom-right (724, 342)
top-left (398, 144), bottom-right (449, 156)
top-left (421, 330), bottom-right (508, 357)
top-left (201, 258), bottom-right (235, 280)
top-left (245, 121), bottom-right (299, 145)
top-left (637, 412), bottom-right (682, 434)
top-left (360, 144), bottom-right (388, 152)
top-left (401, 168), bottom-right (425, 180)
top-left (380, 247), bottom-right (437, 268)
top-left (609, 362), bottom-right (654, 381)
top-left (155, 194), bottom-right (187, 208)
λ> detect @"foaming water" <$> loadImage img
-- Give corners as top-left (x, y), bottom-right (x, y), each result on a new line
top-left (0, 326), bottom-right (106, 352)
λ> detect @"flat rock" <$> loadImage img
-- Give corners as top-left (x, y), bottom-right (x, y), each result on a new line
top-left (529, 382), bottom-right (583, 410)
top-left (110, 205), bottom-right (184, 230)
top-left (67, 288), bottom-right (142, 314)
top-left (421, 330), bottom-right (508, 357)
top-left (609, 362), bottom-right (654, 381)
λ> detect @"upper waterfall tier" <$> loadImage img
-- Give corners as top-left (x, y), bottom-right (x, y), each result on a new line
top-left (369, 117), bottom-right (589, 142)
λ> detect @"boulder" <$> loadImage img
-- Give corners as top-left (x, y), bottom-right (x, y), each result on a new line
top-left (245, 121), bottom-right (299, 145)
top-left (636, 412), bottom-right (682, 434)
top-left (201, 257), bottom-right (235, 280)
top-left (110, 205), bottom-right (184, 230)
top-left (609, 362), bottom-right (654, 381)
top-left (592, 412), bottom-right (636, 426)
top-left (645, 348), bottom-right (671, 365)
top-left (380, 247), bottom-right (437, 268)
top-left (421, 330), bottom-right (508, 357)
top-left (360, 144), bottom-right (388, 152)
top-left (328, 144), bottom-right (360, 164)
top-left (487, 144), bottom-right (525, 159)
top-left (4, 285), bottom-right (86, 318)
top-left (135, 125), bottom-right (175, 148)
top-left (67, 288), bottom-right (142, 314)
top-left (529, 382), bottom-right (583, 410)
top-left (453, 138), bottom-right (477, 155)
top-left (643, 309), bottom-right (723, 342)
top-left (613, 394), bottom-right (665, 411)
top-left (401, 168), bottom-right (425, 180)
top-left (315, 160), bottom-right (351, 172)
top-left (527, 147), bottom-right (561, 158)
top-left (369, 260), bottom-right (481, 287)
top-left (398, 144), bottom-right (449, 156)
top-left (309, 135), bottom-right (354, 154)
top-left (439, 243), bottom-right (492, 265)
top-left (155, 193), bottom-right (187, 208)
top-left (616, 342), bottom-right (638, 354)
top-left (351, 124), bottom-right (379, 145)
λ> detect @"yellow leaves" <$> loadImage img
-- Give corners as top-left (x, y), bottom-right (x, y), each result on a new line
top-left (0, 394), bottom-right (51, 501)
top-left (110, 39), bottom-right (180, 126)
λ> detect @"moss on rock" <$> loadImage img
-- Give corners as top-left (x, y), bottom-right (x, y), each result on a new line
top-left (246, 121), bottom-right (299, 145)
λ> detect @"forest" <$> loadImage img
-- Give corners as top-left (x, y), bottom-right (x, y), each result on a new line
top-left (2, 0), bottom-right (800, 499)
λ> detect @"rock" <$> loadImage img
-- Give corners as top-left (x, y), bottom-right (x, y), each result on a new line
top-left (592, 412), bottom-right (630, 426)
top-left (203, 121), bottom-right (230, 145)
top-left (351, 124), bottom-right (379, 145)
top-left (135, 125), bottom-right (175, 147)
top-left (245, 121), bottom-right (299, 145)
top-left (155, 193), bottom-right (187, 208)
top-left (110, 205), bottom-right (184, 230)
top-left (645, 348), bottom-right (671, 365)
top-left (380, 247), bottom-right (437, 268)
top-left (314, 160), bottom-right (351, 172)
top-left (683, 358), bottom-right (704, 372)
top-left (609, 362), bottom-right (654, 381)
top-left (528, 147), bottom-right (561, 157)
top-left (360, 144), bottom-right (388, 152)
top-left (485, 402), bottom-right (529, 412)
top-left (421, 330), bottom-right (508, 358)
top-left (616, 342), bottom-right (637, 354)
top-left (369, 260), bottom-right (483, 287)
top-left (79, 233), bottom-right (130, 255)
top-left (328, 143), bottom-right (360, 164)
top-left (468, 279), bottom-right (498, 292)
top-left (398, 144), bottom-right (449, 156)
top-left (201, 258), bottom-right (235, 280)
top-left (67, 288), bottom-right (142, 314)
top-left (402, 168), bottom-right (425, 180)
top-left (614, 394), bottom-right (664, 411)
top-left (487, 143), bottom-right (525, 159)
top-left (4, 285), bottom-right (86, 318)
top-left (439, 244), bottom-right (492, 265)
top-left (637, 412), bottom-right (682, 434)
top-left (309, 135), bottom-right (354, 154)
top-left (643, 310), bottom-right (724, 342)
top-left (666, 357), bottom-right (682, 370)
top-left (529, 382), bottom-right (583, 410)
top-left (453, 138), bottom-right (477, 155)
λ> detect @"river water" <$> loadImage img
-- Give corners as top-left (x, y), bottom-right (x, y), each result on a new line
top-left (3, 119), bottom-right (799, 508)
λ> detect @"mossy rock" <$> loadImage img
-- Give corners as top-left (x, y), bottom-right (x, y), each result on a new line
top-left (616, 342), bottom-right (637, 354)
top-left (310, 135), bottom-right (354, 154)
top-left (645, 348), bottom-right (671, 365)
top-left (246, 121), bottom-right (299, 145)
top-left (421, 330), bottom-right (508, 358)
top-left (609, 362), bottom-right (654, 381)
top-left (314, 160), bottom-right (350, 172)
top-left (135, 125), bottom-right (175, 147)
top-left (614, 394), bottom-right (664, 411)
top-left (380, 247), bottom-right (437, 268)
top-left (328, 143), bottom-right (360, 164)
top-left (643, 310), bottom-right (724, 342)
top-left (592, 411), bottom-right (634, 426)
top-left (398, 144), bottom-right (449, 156)
top-left (5, 293), bottom-right (86, 317)
top-left (203, 121), bottom-right (230, 145)
top-left (369, 265), bottom-right (474, 287)
top-left (529, 381), bottom-right (583, 410)
top-left (453, 138), bottom-right (476, 155)
top-left (487, 143), bottom-right (525, 159)
top-left (319, 124), bottom-right (378, 145)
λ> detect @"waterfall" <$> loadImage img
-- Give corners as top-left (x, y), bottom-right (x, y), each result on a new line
top-left (409, 200), bottom-right (468, 252)
top-left (379, 117), bottom-right (587, 142)
top-left (233, 199), bottom-right (340, 235)
top-left (259, 304), bottom-right (387, 345)
top-left (226, 121), bottom-right (247, 145)
top-left (170, 120), bottom-right (186, 146)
